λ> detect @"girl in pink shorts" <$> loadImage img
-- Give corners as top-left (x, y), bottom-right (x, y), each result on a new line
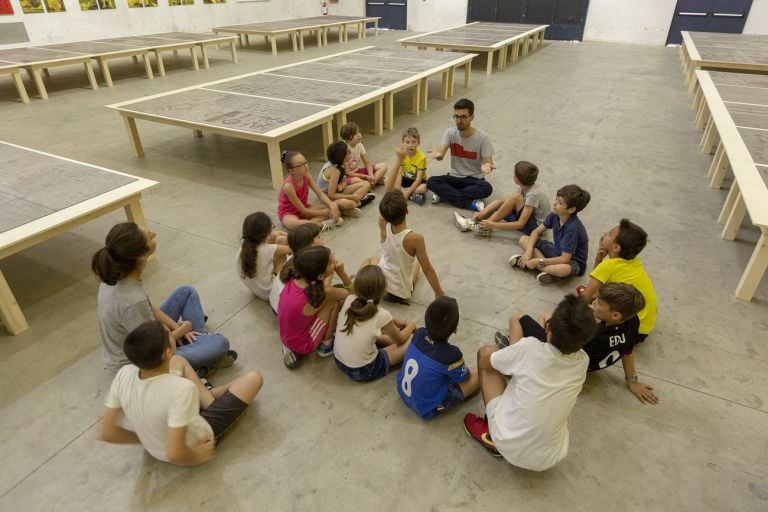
top-left (277, 150), bottom-right (341, 231)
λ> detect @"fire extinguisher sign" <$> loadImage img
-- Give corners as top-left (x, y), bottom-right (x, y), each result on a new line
top-left (320, 0), bottom-right (328, 15)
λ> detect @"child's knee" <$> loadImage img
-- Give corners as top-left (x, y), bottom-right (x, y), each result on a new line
top-left (477, 344), bottom-right (496, 359)
top-left (246, 371), bottom-right (263, 391)
top-left (519, 236), bottom-right (530, 248)
top-left (509, 312), bottom-right (523, 323)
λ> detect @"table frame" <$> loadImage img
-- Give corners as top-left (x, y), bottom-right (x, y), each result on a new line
top-left (681, 31), bottom-right (768, 92)
top-left (0, 63), bottom-right (29, 104)
top-left (0, 142), bottom-right (158, 335)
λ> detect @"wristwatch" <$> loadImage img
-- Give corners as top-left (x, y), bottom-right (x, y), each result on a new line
top-left (539, 258), bottom-right (545, 267)
top-left (625, 374), bottom-right (638, 383)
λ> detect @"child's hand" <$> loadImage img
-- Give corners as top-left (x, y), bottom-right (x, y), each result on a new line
top-left (524, 258), bottom-right (540, 270)
top-left (427, 150), bottom-right (444, 161)
top-left (479, 220), bottom-right (495, 230)
top-left (395, 144), bottom-right (407, 158)
top-left (329, 203), bottom-right (341, 222)
top-left (628, 381), bottom-right (659, 405)
top-left (195, 438), bottom-right (216, 464)
top-left (393, 318), bottom-right (406, 329)
top-left (481, 163), bottom-right (495, 175)
top-left (334, 258), bottom-right (346, 275)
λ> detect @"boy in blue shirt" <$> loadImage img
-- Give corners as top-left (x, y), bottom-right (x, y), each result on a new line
top-left (397, 297), bottom-right (479, 419)
top-left (509, 184), bottom-right (590, 285)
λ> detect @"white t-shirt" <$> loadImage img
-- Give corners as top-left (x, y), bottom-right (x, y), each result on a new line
top-left (487, 337), bottom-right (588, 471)
top-left (348, 141), bottom-right (367, 169)
top-left (237, 244), bottom-right (278, 301)
top-left (105, 365), bottom-right (214, 462)
top-left (333, 295), bottom-right (393, 368)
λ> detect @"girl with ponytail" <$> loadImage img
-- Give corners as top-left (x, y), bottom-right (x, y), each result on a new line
top-left (276, 245), bottom-right (352, 369)
top-left (332, 265), bottom-right (416, 382)
top-left (238, 212), bottom-right (290, 301)
top-left (269, 222), bottom-right (323, 313)
top-left (277, 149), bottom-right (341, 231)
top-left (92, 222), bottom-right (233, 373)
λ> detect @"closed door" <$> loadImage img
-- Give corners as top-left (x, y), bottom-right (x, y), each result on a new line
top-left (666, 0), bottom-right (753, 45)
top-left (366, 0), bottom-right (407, 30)
top-left (467, 0), bottom-right (589, 41)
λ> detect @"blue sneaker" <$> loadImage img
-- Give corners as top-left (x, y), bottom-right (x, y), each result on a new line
top-left (317, 339), bottom-right (334, 357)
top-left (469, 200), bottom-right (485, 212)
top-left (410, 193), bottom-right (424, 205)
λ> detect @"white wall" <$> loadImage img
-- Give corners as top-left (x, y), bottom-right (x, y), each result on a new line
top-left (583, 0), bottom-right (676, 45)
top-left (0, 0), bottom-right (331, 45)
top-left (744, 0), bottom-right (768, 34)
top-left (407, 0), bottom-right (467, 32)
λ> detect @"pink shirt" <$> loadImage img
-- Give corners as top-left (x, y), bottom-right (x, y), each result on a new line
top-left (277, 279), bottom-right (320, 355)
top-left (277, 176), bottom-right (309, 221)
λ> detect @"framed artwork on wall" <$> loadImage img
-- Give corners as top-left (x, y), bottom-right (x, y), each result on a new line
top-left (79, 0), bottom-right (116, 10)
top-left (0, 0), bottom-right (14, 15)
top-left (20, 0), bottom-right (67, 13)
top-left (127, 0), bottom-right (158, 7)
top-left (203, 0), bottom-right (226, 4)
top-left (169, 0), bottom-right (194, 5)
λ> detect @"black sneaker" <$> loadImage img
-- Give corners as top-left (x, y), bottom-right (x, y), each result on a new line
top-left (211, 350), bottom-right (238, 369)
top-left (359, 193), bottom-right (376, 207)
top-left (384, 292), bottom-right (410, 305)
top-left (494, 331), bottom-right (510, 349)
top-left (196, 366), bottom-right (210, 380)
top-left (200, 377), bottom-right (214, 391)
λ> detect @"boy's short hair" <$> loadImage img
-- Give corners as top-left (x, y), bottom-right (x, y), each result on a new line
top-left (615, 218), bottom-right (648, 260)
top-left (379, 190), bottom-right (408, 225)
top-left (453, 98), bottom-right (474, 115)
top-left (556, 184), bottom-right (591, 213)
top-left (549, 295), bottom-right (597, 354)
top-left (425, 296), bottom-right (459, 341)
top-left (598, 283), bottom-right (645, 321)
top-left (402, 127), bottom-right (420, 142)
top-left (124, 320), bottom-right (170, 370)
top-left (340, 122), bottom-right (360, 142)
top-left (514, 161), bottom-right (539, 187)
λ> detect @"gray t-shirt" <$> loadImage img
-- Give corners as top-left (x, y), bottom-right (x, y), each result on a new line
top-left (516, 183), bottom-right (550, 224)
top-left (441, 127), bottom-right (494, 178)
top-left (98, 280), bottom-right (153, 372)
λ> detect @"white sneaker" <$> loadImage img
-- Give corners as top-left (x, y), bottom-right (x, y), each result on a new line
top-left (431, 192), bottom-right (441, 205)
top-left (344, 207), bottom-right (362, 218)
top-left (321, 219), bottom-right (336, 232)
top-left (508, 254), bottom-right (523, 267)
top-left (454, 211), bottom-right (472, 232)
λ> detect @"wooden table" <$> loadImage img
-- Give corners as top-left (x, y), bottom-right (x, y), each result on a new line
top-left (0, 141), bottom-right (157, 335)
top-left (212, 15), bottom-right (380, 55)
top-left (108, 47), bottom-right (476, 190)
top-left (0, 47), bottom-right (99, 100)
top-left (681, 31), bottom-right (768, 92)
top-left (399, 21), bottom-right (548, 75)
top-left (692, 70), bottom-right (768, 301)
top-left (0, 62), bottom-right (29, 104)
top-left (147, 32), bottom-right (239, 68)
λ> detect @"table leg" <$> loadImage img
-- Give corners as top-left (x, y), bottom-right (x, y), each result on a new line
top-left (11, 71), bottom-right (29, 103)
top-left (374, 20), bottom-right (379, 36)
top-left (291, 33), bottom-right (298, 52)
top-left (358, 22), bottom-right (364, 39)
top-left (189, 47), bottom-right (199, 71)
top-left (244, 34), bottom-right (250, 47)
top-left (411, 81), bottom-right (420, 116)
top-left (497, 47), bottom-right (505, 70)
top-left (154, 50), bottom-right (166, 77)
top-left (440, 72), bottom-right (449, 100)
top-left (336, 111), bottom-right (347, 130)
top-left (316, 29), bottom-right (323, 47)
top-left (719, 181), bottom-right (739, 225)
top-left (200, 44), bottom-right (210, 69)
top-left (83, 61), bottom-right (99, 90)
top-left (0, 269), bottom-right (29, 335)
top-left (464, 62), bottom-right (471, 88)
top-left (448, 66), bottom-right (455, 97)
top-left (512, 41), bottom-right (519, 64)
top-left (193, 129), bottom-right (203, 137)
top-left (486, 51), bottom-right (493, 75)
top-left (708, 144), bottom-right (729, 189)
top-left (700, 117), bottom-right (715, 153)
top-left (29, 68), bottom-right (48, 100)
top-left (124, 197), bottom-right (147, 227)
top-left (722, 191), bottom-right (746, 241)
top-left (42, 68), bottom-right (51, 78)
top-left (423, 77), bottom-right (431, 109)
top-left (322, 120), bottom-right (334, 149)
top-left (687, 63), bottom-right (699, 92)
top-left (374, 97), bottom-right (383, 136)
top-left (142, 54), bottom-right (154, 80)
top-left (735, 228), bottom-right (768, 301)
top-left (692, 85), bottom-right (702, 110)
top-left (299, 31), bottom-right (305, 51)
top-left (270, 36), bottom-right (278, 55)
top-left (267, 140), bottom-right (284, 191)
top-left (123, 116), bottom-right (145, 157)
top-left (263, 35), bottom-right (269, 46)
top-left (695, 101), bottom-right (709, 130)
top-left (385, 92), bottom-right (394, 130)
top-left (97, 57), bottom-right (113, 87)
top-left (229, 41), bottom-right (238, 64)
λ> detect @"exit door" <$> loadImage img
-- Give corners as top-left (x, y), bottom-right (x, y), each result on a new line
top-left (366, 0), bottom-right (407, 30)
top-left (666, 0), bottom-right (753, 45)
top-left (467, 0), bottom-right (590, 41)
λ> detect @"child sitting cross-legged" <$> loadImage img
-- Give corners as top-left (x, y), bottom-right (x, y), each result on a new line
top-left (464, 295), bottom-right (596, 470)
top-left (277, 150), bottom-right (341, 231)
top-left (509, 184), bottom-right (590, 285)
top-left (454, 160), bottom-right (548, 237)
top-left (277, 246), bottom-right (352, 369)
top-left (99, 320), bottom-right (263, 466)
top-left (390, 127), bottom-right (429, 205)
top-left (238, 212), bottom-right (291, 302)
top-left (269, 223), bottom-right (323, 314)
top-left (341, 121), bottom-right (388, 186)
top-left (397, 296), bottom-right (479, 419)
top-left (496, 283), bottom-right (658, 405)
top-left (317, 141), bottom-right (376, 218)
top-left (333, 265), bottom-right (416, 382)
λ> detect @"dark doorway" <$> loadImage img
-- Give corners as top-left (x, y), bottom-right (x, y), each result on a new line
top-left (366, 0), bottom-right (407, 30)
top-left (467, 0), bottom-right (590, 41)
top-left (666, 0), bottom-right (753, 45)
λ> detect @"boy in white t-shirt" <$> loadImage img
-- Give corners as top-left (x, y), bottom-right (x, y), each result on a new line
top-left (99, 320), bottom-right (263, 466)
top-left (463, 295), bottom-right (596, 471)
top-left (341, 121), bottom-right (388, 186)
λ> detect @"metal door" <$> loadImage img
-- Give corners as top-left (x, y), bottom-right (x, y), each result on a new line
top-left (467, 0), bottom-right (590, 41)
top-left (467, 0), bottom-right (500, 22)
top-left (666, 0), bottom-right (753, 45)
top-left (366, 0), bottom-right (407, 30)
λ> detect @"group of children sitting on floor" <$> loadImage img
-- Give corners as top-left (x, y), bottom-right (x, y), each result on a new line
top-left (94, 98), bottom-right (658, 472)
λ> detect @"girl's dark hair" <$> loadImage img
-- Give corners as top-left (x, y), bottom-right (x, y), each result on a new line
top-left (287, 245), bottom-right (331, 308)
top-left (326, 141), bottom-right (349, 172)
top-left (240, 212), bottom-right (273, 279)
top-left (341, 265), bottom-right (387, 334)
top-left (91, 222), bottom-right (149, 285)
top-left (281, 150), bottom-right (301, 169)
top-left (279, 223), bottom-right (321, 283)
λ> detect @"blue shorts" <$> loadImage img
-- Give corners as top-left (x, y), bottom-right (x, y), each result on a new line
top-left (504, 209), bottom-right (539, 235)
top-left (435, 381), bottom-right (465, 414)
top-left (334, 349), bottom-right (390, 382)
top-left (534, 239), bottom-right (584, 276)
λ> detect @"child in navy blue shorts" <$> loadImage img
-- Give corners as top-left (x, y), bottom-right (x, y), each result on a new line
top-left (397, 297), bottom-right (479, 419)
top-left (509, 184), bottom-right (590, 285)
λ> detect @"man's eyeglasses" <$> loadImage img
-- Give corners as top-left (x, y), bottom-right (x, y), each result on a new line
top-left (452, 114), bottom-right (471, 121)
top-left (288, 161), bottom-right (309, 169)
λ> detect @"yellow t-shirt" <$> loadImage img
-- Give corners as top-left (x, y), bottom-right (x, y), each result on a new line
top-left (591, 257), bottom-right (657, 334)
top-left (401, 150), bottom-right (427, 181)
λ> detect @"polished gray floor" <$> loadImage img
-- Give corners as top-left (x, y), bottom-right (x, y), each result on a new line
top-left (1, 31), bottom-right (766, 511)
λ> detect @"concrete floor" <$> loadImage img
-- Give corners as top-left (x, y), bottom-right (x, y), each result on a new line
top-left (1, 30), bottom-right (767, 511)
